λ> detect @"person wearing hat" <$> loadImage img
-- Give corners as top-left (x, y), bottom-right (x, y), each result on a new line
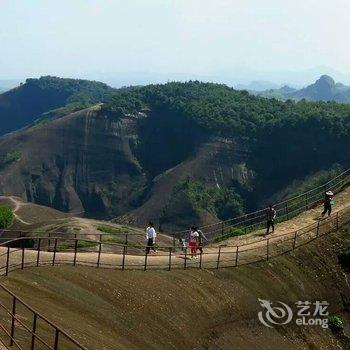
top-left (265, 204), bottom-right (277, 235)
top-left (321, 191), bottom-right (334, 217)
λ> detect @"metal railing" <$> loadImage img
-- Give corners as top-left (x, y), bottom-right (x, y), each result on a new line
top-left (0, 203), bottom-right (349, 349)
top-left (0, 284), bottom-right (87, 350)
top-left (172, 168), bottom-right (350, 242)
top-left (1, 204), bottom-right (349, 274)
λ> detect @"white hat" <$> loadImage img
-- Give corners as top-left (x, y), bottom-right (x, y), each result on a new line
top-left (326, 191), bottom-right (333, 196)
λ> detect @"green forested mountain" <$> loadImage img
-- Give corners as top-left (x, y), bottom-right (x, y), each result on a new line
top-left (0, 80), bottom-right (349, 230)
top-left (0, 76), bottom-right (115, 135)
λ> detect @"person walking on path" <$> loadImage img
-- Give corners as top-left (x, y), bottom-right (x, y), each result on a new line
top-left (196, 227), bottom-right (208, 254)
top-left (321, 191), bottom-right (334, 217)
top-left (189, 226), bottom-right (199, 259)
top-left (265, 204), bottom-right (276, 236)
top-left (146, 222), bottom-right (157, 254)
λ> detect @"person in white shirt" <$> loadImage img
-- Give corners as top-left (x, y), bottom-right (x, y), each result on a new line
top-left (146, 222), bottom-right (157, 254)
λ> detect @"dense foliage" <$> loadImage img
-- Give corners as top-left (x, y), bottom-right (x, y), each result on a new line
top-left (0, 76), bottom-right (115, 135)
top-left (173, 178), bottom-right (244, 221)
top-left (0, 150), bottom-right (21, 168)
top-left (0, 206), bottom-right (14, 229)
top-left (102, 81), bottom-right (350, 139)
top-left (103, 81), bottom-right (350, 203)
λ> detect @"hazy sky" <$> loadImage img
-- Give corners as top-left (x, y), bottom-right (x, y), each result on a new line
top-left (1, 0), bottom-right (350, 84)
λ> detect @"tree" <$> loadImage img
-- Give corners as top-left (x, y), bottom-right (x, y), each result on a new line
top-left (0, 206), bottom-right (14, 229)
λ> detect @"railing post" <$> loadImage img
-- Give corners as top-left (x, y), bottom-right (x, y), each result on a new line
top-left (216, 246), bottom-right (221, 269)
top-left (316, 221), bottom-right (320, 237)
top-left (9, 296), bottom-right (16, 346)
top-left (52, 238), bottom-right (57, 266)
top-left (199, 251), bottom-right (203, 269)
top-left (168, 248), bottom-right (172, 271)
top-left (73, 239), bottom-right (78, 266)
top-left (235, 246), bottom-right (239, 267)
top-left (266, 238), bottom-right (270, 261)
top-left (305, 193), bottom-right (308, 210)
top-left (36, 238), bottom-right (41, 267)
top-left (53, 329), bottom-right (59, 350)
top-left (97, 240), bottom-right (102, 268)
top-left (285, 203), bottom-right (289, 220)
top-left (144, 251), bottom-right (148, 271)
top-left (30, 313), bottom-right (37, 350)
top-left (6, 246), bottom-right (10, 276)
top-left (221, 222), bottom-right (224, 239)
top-left (125, 234), bottom-right (128, 254)
top-left (172, 234), bottom-right (176, 251)
top-left (184, 248), bottom-right (187, 270)
top-left (293, 231), bottom-right (298, 250)
top-left (336, 212), bottom-right (339, 230)
top-left (21, 243), bottom-right (25, 269)
top-left (48, 232), bottom-right (51, 251)
top-left (122, 245), bottom-right (126, 271)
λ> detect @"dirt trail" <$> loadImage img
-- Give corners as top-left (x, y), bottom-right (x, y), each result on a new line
top-left (1, 196), bottom-right (31, 225)
top-left (217, 185), bottom-right (350, 248)
top-left (0, 186), bottom-right (349, 272)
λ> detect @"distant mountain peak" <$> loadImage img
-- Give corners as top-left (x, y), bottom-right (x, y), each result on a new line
top-left (314, 75), bottom-right (335, 88)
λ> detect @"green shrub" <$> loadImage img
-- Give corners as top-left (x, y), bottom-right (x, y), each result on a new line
top-left (0, 206), bottom-right (14, 229)
top-left (328, 315), bottom-right (344, 332)
top-left (0, 150), bottom-right (21, 167)
top-left (214, 228), bottom-right (246, 243)
top-left (97, 225), bottom-right (123, 234)
top-left (57, 240), bottom-right (98, 251)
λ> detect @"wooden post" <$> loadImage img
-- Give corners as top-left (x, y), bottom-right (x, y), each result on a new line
top-left (73, 240), bottom-right (78, 266)
top-left (30, 313), bottom-right (37, 350)
top-left (293, 231), bottom-right (298, 250)
top-left (6, 246), bottom-right (10, 276)
top-left (266, 239), bottom-right (270, 261)
top-left (9, 296), bottom-right (16, 346)
top-left (172, 234), bottom-right (176, 251)
top-left (48, 232), bottom-right (51, 252)
top-left (199, 251), bottom-right (203, 269)
top-left (221, 222), bottom-right (224, 239)
top-left (168, 248), bottom-right (172, 271)
top-left (21, 244), bottom-right (25, 270)
top-left (216, 246), bottom-right (221, 269)
top-left (122, 245), bottom-right (126, 271)
top-left (52, 239), bottom-right (57, 266)
top-left (316, 221), bottom-right (320, 237)
top-left (336, 212), bottom-right (339, 230)
top-left (144, 251), bottom-right (148, 271)
top-left (125, 234), bottom-right (128, 254)
top-left (97, 240), bottom-right (102, 268)
top-left (36, 238), bottom-right (41, 267)
top-left (235, 246), bottom-right (239, 267)
top-left (305, 193), bottom-right (308, 210)
top-left (53, 329), bottom-right (59, 350)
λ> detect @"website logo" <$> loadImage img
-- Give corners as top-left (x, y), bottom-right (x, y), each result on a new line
top-left (258, 299), bottom-right (329, 329)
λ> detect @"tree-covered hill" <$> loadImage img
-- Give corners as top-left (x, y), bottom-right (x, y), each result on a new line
top-left (0, 80), bottom-right (349, 229)
top-left (0, 76), bottom-right (115, 135)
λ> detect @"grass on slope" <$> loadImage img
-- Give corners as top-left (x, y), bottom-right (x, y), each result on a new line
top-left (1, 228), bottom-right (350, 350)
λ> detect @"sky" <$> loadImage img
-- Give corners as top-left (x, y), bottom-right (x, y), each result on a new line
top-left (1, 0), bottom-right (350, 86)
